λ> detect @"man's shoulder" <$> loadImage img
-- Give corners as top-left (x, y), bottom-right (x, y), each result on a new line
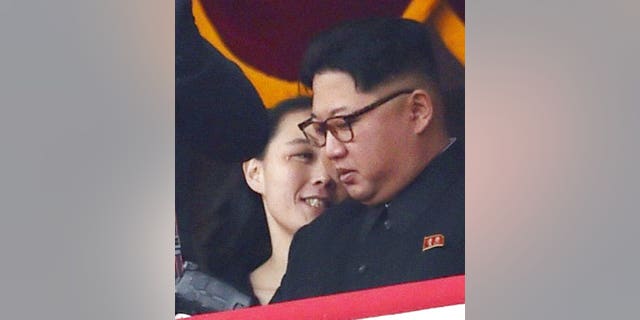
top-left (284, 199), bottom-right (365, 274)
top-left (295, 199), bottom-right (365, 238)
top-left (311, 199), bottom-right (365, 225)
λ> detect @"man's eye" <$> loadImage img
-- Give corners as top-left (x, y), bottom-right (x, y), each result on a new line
top-left (312, 125), bottom-right (326, 135)
top-left (328, 118), bottom-right (351, 130)
top-left (334, 121), bottom-right (350, 129)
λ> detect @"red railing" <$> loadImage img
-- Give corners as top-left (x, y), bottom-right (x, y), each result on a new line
top-left (190, 275), bottom-right (464, 319)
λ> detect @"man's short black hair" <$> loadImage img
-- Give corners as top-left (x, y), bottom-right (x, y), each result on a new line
top-left (300, 17), bottom-right (439, 92)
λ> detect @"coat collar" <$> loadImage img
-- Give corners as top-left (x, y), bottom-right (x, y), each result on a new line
top-left (379, 139), bottom-right (464, 233)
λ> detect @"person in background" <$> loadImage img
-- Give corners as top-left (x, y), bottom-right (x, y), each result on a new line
top-left (271, 17), bottom-right (464, 302)
top-left (175, 0), bottom-right (269, 276)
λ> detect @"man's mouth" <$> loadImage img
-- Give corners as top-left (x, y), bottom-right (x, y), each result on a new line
top-left (336, 168), bottom-right (356, 184)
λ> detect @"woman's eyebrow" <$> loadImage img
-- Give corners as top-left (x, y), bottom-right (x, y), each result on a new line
top-left (286, 138), bottom-right (310, 146)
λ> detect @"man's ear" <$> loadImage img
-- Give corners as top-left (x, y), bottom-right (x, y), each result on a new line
top-left (408, 90), bottom-right (434, 134)
top-left (242, 158), bottom-right (264, 194)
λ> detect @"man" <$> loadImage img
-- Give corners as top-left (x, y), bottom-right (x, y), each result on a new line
top-left (271, 17), bottom-right (464, 302)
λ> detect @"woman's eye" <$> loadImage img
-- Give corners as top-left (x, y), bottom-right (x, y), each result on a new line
top-left (291, 152), bottom-right (314, 162)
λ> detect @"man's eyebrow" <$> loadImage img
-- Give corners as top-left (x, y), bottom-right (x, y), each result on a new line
top-left (286, 138), bottom-right (310, 145)
top-left (329, 107), bottom-right (349, 117)
top-left (311, 107), bottom-right (349, 119)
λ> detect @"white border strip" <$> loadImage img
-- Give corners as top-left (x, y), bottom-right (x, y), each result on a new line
top-left (362, 303), bottom-right (465, 319)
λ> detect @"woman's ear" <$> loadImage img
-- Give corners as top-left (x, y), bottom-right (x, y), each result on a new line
top-left (242, 158), bottom-right (264, 194)
top-left (409, 89), bottom-right (434, 134)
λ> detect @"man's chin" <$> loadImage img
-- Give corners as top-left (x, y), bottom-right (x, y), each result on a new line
top-left (345, 185), bottom-right (373, 204)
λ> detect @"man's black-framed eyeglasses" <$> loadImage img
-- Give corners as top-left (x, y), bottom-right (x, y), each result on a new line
top-left (297, 88), bottom-right (415, 147)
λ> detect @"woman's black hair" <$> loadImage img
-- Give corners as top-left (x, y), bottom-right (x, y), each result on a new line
top-left (255, 96), bottom-right (312, 159)
top-left (201, 96), bottom-right (313, 291)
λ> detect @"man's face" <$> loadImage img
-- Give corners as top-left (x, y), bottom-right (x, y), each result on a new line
top-left (258, 109), bottom-right (347, 235)
top-left (311, 71), bottom-right (415, 205)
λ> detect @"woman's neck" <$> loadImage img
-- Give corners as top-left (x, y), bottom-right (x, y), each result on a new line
top-left (250, 212), bottom-right (294, 304)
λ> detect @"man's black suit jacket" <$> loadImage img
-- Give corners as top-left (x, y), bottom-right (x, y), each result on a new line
top-left (271, 140), bottom-right (464, 303)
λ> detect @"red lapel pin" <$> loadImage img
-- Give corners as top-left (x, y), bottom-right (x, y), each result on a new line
top-left (422, 233), bottom-right (445, 251)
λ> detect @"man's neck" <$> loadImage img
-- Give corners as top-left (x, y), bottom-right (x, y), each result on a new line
top-left (367, 133), bottom-right (452, 206)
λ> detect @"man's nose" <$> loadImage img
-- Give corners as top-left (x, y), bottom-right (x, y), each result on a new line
top-left (324, 131), bottom-right (347, 160)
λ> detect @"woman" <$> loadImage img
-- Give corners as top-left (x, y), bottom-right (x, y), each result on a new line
top-left (241, 96), bottom-right (347, 304)
top-left (176, 97), bottom-right (345, 315)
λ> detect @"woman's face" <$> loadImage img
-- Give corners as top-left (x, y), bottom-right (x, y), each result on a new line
top-left (244, 109), bottom-right (347, 235)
